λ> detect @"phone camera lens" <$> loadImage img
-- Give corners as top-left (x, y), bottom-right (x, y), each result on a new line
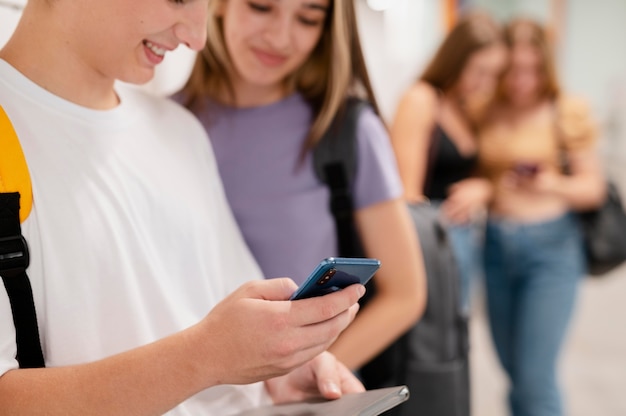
top-left (317, 268), bottom-right (336, 285)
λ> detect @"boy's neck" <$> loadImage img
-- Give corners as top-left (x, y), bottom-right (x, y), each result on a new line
top-left (0, 3), bottom-right (119, 110)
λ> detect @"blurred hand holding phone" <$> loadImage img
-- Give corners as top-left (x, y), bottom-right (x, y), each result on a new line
top-left (290, 257), bottom-right (381, 301)
top-left (512, 161), bottom-right (541, 178)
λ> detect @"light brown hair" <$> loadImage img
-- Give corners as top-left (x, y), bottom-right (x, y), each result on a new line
top-left (420, 12), bottom-right (502, 92)
top-left (181, 0), bottom-right (380, 151)
top-left (502, 18), bottom-right (560, 100)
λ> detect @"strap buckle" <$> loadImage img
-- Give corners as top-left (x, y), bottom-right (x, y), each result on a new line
top-left (0, 235), bottom-right (30, 275)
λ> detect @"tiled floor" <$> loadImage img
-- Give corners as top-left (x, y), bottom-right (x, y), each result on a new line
top-left (471, 265), bottom-right (626, 415)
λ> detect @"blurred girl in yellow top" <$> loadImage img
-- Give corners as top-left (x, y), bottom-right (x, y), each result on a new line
top-left (477, 18), bottom-right (606, 416)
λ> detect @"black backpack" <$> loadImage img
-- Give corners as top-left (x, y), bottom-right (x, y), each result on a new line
top-left (313, 98), bottom-right (470, 416)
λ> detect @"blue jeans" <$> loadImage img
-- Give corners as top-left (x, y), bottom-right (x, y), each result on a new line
top-left (484, 213), bottom-right (585, 416)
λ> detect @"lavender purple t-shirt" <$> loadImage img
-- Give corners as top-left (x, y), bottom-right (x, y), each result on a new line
top-left (182, 93), bottom-right (402, 285)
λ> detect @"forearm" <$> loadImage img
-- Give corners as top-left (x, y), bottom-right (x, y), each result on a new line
top-left (328, 288), bottom-right (422, 370)
top-left (554, 174), bottom-right (606, 211)
top-left (0, 323), bottom-right (217, 415)
top-left (394, 149), bottom-right (427, 203)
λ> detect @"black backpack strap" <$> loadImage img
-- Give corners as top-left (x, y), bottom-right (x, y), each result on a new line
top-left (313, 98), bottom-right (369, 257)
top-left (0, 192), bottom-right (45, 368)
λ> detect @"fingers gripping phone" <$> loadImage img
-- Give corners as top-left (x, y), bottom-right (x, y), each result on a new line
top-left (290, 257), bottom-right (381, 301)
top-left (512, 162), bottom-right (540, 177)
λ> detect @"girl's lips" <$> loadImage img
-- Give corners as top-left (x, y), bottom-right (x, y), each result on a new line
top-left (253, 49), bottom-right (288, 67)
top-left (143, 40), bottom-right (168, 65)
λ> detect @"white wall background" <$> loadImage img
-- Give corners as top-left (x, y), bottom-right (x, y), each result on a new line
top-left (355, 0), bottom-right (444, 121)
top-left (0, 0), bottom-right (23, 44)
top-left (559, 0), bottom-right (626, 165)
top-left (472, 0), bottom-right (550, 21)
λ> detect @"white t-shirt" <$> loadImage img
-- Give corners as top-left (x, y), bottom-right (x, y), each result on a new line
top-left (0, 59), bottom-right (270, 415)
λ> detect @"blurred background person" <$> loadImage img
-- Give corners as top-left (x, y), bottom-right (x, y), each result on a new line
top-left (391, 12), bottom-right (506, 314)
top-left (176, 0), bottom-right (427, 373)
top-left (477, 18), bottom-right (606, 416)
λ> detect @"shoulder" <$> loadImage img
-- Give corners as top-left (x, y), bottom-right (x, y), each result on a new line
top-left (400, 82), bottom-right (438, 113)
top-left (119, 87), bottom-right (215, 156)
top-left (556, 94), bottom-right (594, 119)
top-left (405, 82), bottom-right (438, 106)
top-left (125, 87), bottom-right (196, 120)
top-left (352, 104), bottom-right (403, 208)
top-left (393, 82), bottom-right (438, 128)
top-left (128, 87), bottom-right (206, 132)
top-left (351, 103), bottom-right (396, 173)
top-left (355, 104), bottom-right (388, 145)
top-left (556, 94), bottom-right (597, 149)
top-left (356, 102), bottom-right (383, 127)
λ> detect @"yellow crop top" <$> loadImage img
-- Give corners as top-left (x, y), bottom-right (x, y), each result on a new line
top-left (478, 96), bottom-right (597, 182)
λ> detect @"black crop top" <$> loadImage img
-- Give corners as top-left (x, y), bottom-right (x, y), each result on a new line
top-left (424, 125), bottom-right (478, 201)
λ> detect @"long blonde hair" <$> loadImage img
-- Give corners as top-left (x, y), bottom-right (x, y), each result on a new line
top-left (181, 0), bottom-right (380, 151)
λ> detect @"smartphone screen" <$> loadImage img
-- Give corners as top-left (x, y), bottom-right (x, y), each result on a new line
top-left (289, 257), bottom-right (380, 301)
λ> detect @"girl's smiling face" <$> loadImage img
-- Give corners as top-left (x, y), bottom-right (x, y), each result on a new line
top-left (503, 45), bottom-right (545, 107)
top-left (219, 0), bottom-right (329, 99)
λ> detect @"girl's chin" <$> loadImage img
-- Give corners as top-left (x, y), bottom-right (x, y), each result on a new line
top-left (507, 95), bottom-right (538, 107)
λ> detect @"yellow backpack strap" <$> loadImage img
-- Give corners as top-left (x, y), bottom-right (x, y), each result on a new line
top-left (0, 106), bottom-right (44, 368)
top-left (0, 105), bottom-right (32, 223)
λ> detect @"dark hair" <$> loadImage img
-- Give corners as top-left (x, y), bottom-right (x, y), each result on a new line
top-left (420, 12), bottom-right (502, 92)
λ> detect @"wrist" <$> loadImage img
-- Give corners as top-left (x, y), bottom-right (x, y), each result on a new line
top-left (179, 321), bottom-right (226, 391)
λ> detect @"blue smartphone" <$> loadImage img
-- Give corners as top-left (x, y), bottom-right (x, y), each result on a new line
top-left (289, 257), bottom-right (381, 301)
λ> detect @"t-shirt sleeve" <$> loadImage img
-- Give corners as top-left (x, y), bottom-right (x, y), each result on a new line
top-left (557, 95), bottom-right (598, 151)
top-left (354, 107), bottom-right (404, 209)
